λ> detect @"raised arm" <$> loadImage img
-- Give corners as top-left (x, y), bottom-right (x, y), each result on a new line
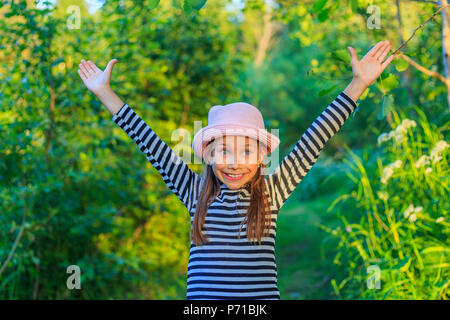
top-left (265, 40), bottom-right (395, 211)
top-left (265, 90), bottom-right (358, 212)
top-left (112, 103), bottom-right (201, 212)
top-left (77, 58), bottom-right (200, 212)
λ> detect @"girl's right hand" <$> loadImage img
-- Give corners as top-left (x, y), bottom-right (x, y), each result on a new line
top-left (78, 59), bottom-right (118, 96)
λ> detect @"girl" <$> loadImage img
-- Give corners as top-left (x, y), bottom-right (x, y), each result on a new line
top-left (78, 40), bottom-right (394, 300)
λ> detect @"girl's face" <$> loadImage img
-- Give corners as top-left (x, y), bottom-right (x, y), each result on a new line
top-left (208, 135), bottom-right (266, 189)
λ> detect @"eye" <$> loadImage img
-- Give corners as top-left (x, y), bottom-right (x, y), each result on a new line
top-left (219, 149), bottom-right (252, 156)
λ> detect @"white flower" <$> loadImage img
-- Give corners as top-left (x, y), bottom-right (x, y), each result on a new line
top-left (396, 124), bottom-right (407, 135)
top-left (430, 140), bottom-right (449, 163)
top-left (392, 160), bottom-right (403, 168)
top-left (403, 204), bottom-right (414, 218)
top-left (415, 155), bottom-right (431, 168)
top-left (430, 140), bottom-right (449, 156)
top-left (394, 133), bottom-right (404, 143)
top-left (409, 213), bottom-right (417, 222)
top-left (425, 167), bottom-right (432, 174)
top-left (432, 155), bottom-right (443, 164)
top-left (377, 133), bottom-right (389, 145)
top-left (436, 217), bottom-right (444, 223)
top-left (381, 166), bottom-right (394, 184)
top-left (403, 205), bottom-right (422, 222)
top-left (394, 119), bottom-right (416, 135)
top-left (402, 119), bottom-right (417, 129)
top-left (381, 160), bottom-right (403, 184)
top-left (383, 119), bottom-right (417, 145)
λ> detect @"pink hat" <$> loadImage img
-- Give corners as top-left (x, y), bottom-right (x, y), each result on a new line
top-left (192, 102), bottom-right (280, 160)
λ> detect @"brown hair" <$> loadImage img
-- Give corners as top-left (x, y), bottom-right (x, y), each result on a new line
top-left (190, 138), bottom-right (272, 246)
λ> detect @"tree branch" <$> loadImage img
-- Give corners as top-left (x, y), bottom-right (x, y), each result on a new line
top-left (0, 189), bottom-right (28, 277)
top-left (255, 9), bottom-right (275, 67)
top-left (399, 52), bottom-right (449, 85)
top-left (391, 4), bottom-right (450, 55)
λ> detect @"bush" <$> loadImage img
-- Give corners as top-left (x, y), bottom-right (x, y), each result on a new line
top-left (321, 106), bottom-right (449, 299)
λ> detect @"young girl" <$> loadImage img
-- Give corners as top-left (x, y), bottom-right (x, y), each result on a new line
top-left (78, 40), bottom-right (394, 300)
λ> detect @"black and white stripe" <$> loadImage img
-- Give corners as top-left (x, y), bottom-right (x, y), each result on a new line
top-left (113, 105), bottom-right (201, 212)
top-left (112, 91), bottom-right (358, 300)
top-left (266, 91), bottom-right (357, 211)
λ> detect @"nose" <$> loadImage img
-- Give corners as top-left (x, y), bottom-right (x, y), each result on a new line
top-left (227, 152), bottom-right (241, 168)
top-left (225, 149), bottom-right (251, 168)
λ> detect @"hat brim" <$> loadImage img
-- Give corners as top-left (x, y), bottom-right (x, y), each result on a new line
top-left (192, 124), bottom-right (280, 160)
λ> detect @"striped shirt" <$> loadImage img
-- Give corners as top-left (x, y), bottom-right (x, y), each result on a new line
top-left (111, 91), bottom-right (358, 300)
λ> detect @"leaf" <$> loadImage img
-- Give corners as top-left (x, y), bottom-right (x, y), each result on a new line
top-left (185, 0), bottom-right (207, 10)
top-left (350, 0), bottom-right (358, 13)
top-left (420, 246), bottom-right (449, 254)
top-left (379, 70), bottom-right (389, 80)
top-left (52, 58), bottom-right (64, 66)
top-left (148, 0), bottom-right (160, 10)
top-left (312, 0), bottom-right (328, 13)
top-left (183, 0), bottom-right (193, 13)
top-left (332, 48), bottom-right (350, 64)
top-left (434, 280), bottom-right (449, 288)
top-left (397, 257), bottom-right (412, 273)
top-left (393, 57), bottom-right (409, 72)
top-left (378, 73), bottom-right (398, 92)
top-left (377, 94), bottom-right (394, 120)
top-left (318, 83), bottom-right (338, 97)
top-left (350, 106), bottom-right (359, 121)
top-left (318, 8), bottom-right (330, 22)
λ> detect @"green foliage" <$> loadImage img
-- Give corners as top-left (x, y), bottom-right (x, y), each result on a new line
top-left (378, 94), bottom-right (394, 120)
top-left (185, 0), bottom-right (208, 11)
top-left (0, 0), bottom-right (241, 299)
top-left (0, 0), bottom-right (448, 300)
top-left (378, 73), bottom-right (399, 92)
top-left (321, 109), bottom-right (449, 299)
top-left (149, 0), bottom-right (160, 10)
top-left (392, 58), bottom-right (409, 72)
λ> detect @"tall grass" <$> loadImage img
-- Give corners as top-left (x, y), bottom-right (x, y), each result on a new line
top-left (321, 106), bottom-right (449, 299)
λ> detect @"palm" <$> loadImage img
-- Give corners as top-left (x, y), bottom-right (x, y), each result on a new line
top-left (84, 68), bottom-right (107, 91)
top-left (77, 59), bottom-right (118, 95)
top-left (348, 41), bottom-right (395, 87)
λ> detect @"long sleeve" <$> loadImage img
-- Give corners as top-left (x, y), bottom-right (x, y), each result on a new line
top-left (265, 91), bottom-right (359, 212)
top-left (112, 103), bottom-right (201, 212)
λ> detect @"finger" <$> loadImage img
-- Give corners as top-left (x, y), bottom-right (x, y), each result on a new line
top-left (381, 54), bottom-right (395, 70)
top-left (104, 59), bottom-right (118, 76)
top-left (85, 60), bottom-right (96, 73)
top-left (79, 60), bottom-right (91, 76)
top-left (377, 44), bottom-right (391, 63)
top-left (78, 68), bottom-right (87, 80)
top-left (348, 46), bottom-right (358, 65)
top-left (87, 60), bottom-right (101, 73)
top-left (368, 41), bottom-right (387, 58)
top-left (374, 41), bottom-right (390, 61)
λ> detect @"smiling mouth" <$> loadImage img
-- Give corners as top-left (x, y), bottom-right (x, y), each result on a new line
top-left (223, 172), bottom-right (246, 181)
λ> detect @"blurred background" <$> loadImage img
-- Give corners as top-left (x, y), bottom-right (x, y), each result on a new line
top-left (0, 0), bottom-right (448, 299)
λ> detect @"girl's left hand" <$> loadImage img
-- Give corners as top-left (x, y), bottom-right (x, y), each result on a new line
top-left (348, 40), bottom-right (395, 88)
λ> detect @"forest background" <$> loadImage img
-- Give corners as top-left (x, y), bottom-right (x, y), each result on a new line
top-left (0, 0), bottom-right (448, 299)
